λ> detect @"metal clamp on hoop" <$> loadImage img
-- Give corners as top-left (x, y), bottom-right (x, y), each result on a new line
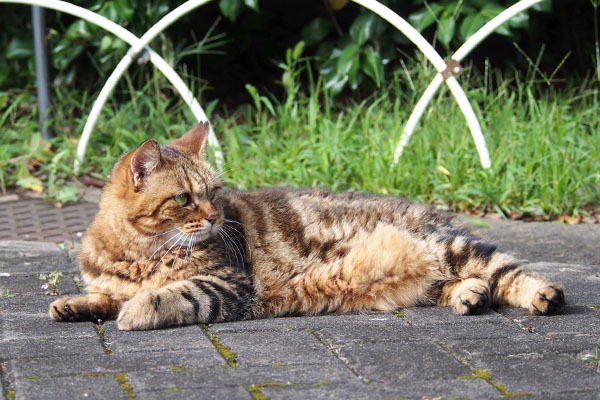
top-left (441, 59), bottom-right (462, 81)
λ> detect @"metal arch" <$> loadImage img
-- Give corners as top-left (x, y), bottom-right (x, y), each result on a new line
top-left (390, 0), bottom-right (543, 167)
top-left (351, 0), bottom-right (492, 169)
top-left (0, 0), bottom-right (223, 170)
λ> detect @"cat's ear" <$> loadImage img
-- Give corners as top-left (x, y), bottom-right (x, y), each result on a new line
top-left (170, 122), bottom-right (210, 156)
top-left (129, 139), bottom-right (161, 188)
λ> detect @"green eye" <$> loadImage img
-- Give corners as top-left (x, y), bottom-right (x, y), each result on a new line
top-left (174, 193), bottom-right (189, 206)
top-left (209, 187), bottom-right (220, 200)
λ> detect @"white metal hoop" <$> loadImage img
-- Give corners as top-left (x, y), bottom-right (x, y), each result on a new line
top-left (0, 0), bottom-right (223, 171)
top-left (391, 0), bottom-right (543, 167)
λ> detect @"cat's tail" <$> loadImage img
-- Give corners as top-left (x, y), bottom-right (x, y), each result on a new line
top-left (434, 236), bottom-right (565, 315)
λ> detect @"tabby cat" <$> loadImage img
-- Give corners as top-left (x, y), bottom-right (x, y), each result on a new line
top-left (50, 123), bottom-right (564, 330)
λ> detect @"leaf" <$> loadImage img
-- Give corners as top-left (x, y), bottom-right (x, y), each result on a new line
top-left (219, 0), bottom-right (244, 21)
top-left (301, 17), bottom-right (333, 46)
top-left (361, 47), bottom-right (383, 87)
top-left (348, 54), bottom-right (361, 90)
top-left (559, 214), bottom-right (580, 225)
top-left (5, 37), bottom-right (33, 59)
top-left (17, 176), bottom-right (44, 193)
top-left (292, 41), bottom-right (305, 61)
top-left (437, 13), bottom-right (456, 48)
top-left (244, 0), bottom-right (259, 12)
top-left (408, 7), bottom-right (437, 32)
top-left (460, 14), bottom-right (486, 41)
top-left (336, 43), bottom-right (360, 75)
top-left (323, 71), bottom-right (348, 96)
top-left (437, 165), bottom-right (451, 176)
top-left (65, 20), bottom-right (94, 40)
top-left (506, 11), bottom-right (529, 29)
top-left (114, 0), bottom-right (134, 22)
top-left (350, 13), bottom-right (383, 45)
top-left (532, 0), bottom-right (552, 12)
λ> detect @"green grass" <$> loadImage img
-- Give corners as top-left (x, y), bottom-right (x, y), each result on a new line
top-left (0, 60), bottom-right (598, 218)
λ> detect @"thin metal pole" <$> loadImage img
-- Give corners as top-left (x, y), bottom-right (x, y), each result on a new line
top-left (32, 5), bottom-right (52, 139)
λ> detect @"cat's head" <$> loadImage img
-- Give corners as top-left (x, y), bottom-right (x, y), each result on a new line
top-left (99, 122), bottom-right (224, 256)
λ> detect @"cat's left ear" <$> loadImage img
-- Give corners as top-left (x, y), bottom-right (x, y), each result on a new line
top-left (171, 122), bottom-right (210, 156)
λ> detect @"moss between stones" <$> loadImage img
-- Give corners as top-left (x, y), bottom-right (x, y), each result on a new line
top-left (592, 305), bottom-right (600, 310)
top-left (459, 368), bottom-right (492, 381)
top-left (74, 373), bottom-right (107, 378)
top-left (169, 366), bottom-right (190, 371)
top-left (459, 368), bottom-right (532, 397)
top-left (393, 310), bottom-right (406, 319)
top-left (6, 386), bottom-right (15, 400)
top-left (201, 324), bottom-right (238, 368)
top-left (24, 376), bottom-right (41, 380)
top-left (115, 373), bottom-right (137, 400)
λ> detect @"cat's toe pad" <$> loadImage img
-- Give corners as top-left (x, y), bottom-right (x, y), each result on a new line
top-left (454, 285), bottom-right (491, 315)
top-left (529, 285), bottom-right (564, 316)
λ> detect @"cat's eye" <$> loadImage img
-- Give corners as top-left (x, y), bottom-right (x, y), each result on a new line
top-left (209, 187), bottom-right (220, 200)
top-left (174, 193), bottom-right (189, 206)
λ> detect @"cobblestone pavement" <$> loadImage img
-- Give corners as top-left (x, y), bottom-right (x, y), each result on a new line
top-left (1, 219), bottom-right (599, 399)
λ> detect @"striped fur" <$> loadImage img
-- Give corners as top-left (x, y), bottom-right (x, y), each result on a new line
top-left (49, 124), bottom-right (564, 330)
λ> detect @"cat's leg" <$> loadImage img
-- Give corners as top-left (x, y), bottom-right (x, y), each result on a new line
top-left (49, 293), bottom-right (121, 321)
top-left (437, 278), bottom-right (491, 315)
top-left (116, 273), bottom-right (254, 330)
top-left (487, 260), bottom-right (564, 315)
top-left (435, 236), bottom-right (564, 315)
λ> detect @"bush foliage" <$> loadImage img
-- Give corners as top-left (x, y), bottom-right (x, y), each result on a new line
top-left (0, 0), bottom-right (597, 97)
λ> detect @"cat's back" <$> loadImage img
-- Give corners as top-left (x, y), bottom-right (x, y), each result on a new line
top-left (222, 187), bottom-right (460, 235)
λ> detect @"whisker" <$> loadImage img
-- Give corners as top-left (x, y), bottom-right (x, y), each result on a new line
top-left (149, 231), bottom-right (181, 260)
top-left (221, 224), bottom-right (249, 262)
top-left (152, 227), bottom-right (180, 238)
top-left (154, 232), bottom-right (185, 271)
top-left (222, 221), bottom-right (252, 260)
top-left (185, 232), bottom-right (197, 262)
top-left (218, 231), bottom-right (233, 269)
top-left (219, 227), bottom-right (243, 270)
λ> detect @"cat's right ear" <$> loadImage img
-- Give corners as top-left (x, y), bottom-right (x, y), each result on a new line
top-left (129, 139), bottom-right (161, 189)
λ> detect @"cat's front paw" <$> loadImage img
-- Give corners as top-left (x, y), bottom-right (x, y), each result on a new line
top-left (49, 297), bottom-right (76, 321)
top-left (117, 291), bottom-right (159, 330)
top-left (529, 285), bottom-right (564, 315)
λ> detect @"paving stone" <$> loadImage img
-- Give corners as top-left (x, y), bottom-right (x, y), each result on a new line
top-left (137, 387), bottom-right (253, 400)
top-left (218, 330), bottom-right (340, 367)
top-left (209, 311), bottom-right (409, 334)
top-left (0, 241), bottom-right (64, 258)
top-left (128, 364), bottom-right (358, 392)
top-left (102, 321), bottom-right (227, 356)
top-left (259, 379), bottom-right (502, 400)
top-left (443, 335), bottom-right (599, 361)
top-left (317, 339), bottom-right (472, 383)
top-left (499, 305), bottom-right (600, 336)
top-left (0, 272), bottom-right (80, 297)
top-left (8, 351), bottom-right (228, 379)
top-left (0, 336), bottom-right (106, 359)
top-left (1, 311), bottom-right (97, 341)
top-left (13, 375), bottom-right (127, 400)
top-left (471, 353), bottom-right (600, 395)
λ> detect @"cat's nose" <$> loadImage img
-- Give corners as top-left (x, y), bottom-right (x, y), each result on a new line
top-left (205, 214), bottom-right (219, 225)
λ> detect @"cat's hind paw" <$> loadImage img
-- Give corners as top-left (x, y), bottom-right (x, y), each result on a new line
top-left (529, 285), bottom-right (564, 316)
top-left (453, 285), bottom-right (491, 315)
